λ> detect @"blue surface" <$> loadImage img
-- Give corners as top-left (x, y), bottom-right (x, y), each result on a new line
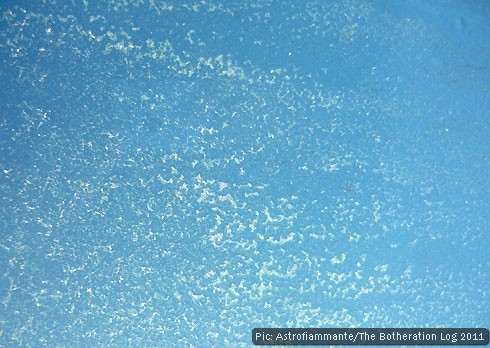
top-left (0, 0), bottom-right (489, 347)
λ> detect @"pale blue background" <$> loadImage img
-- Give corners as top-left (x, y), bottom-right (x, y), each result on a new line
top-left (0, 0), bottom-right (489, 347)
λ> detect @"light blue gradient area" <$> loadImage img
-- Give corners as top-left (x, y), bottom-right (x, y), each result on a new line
top-left (0, 0), bottom-right (488, 346)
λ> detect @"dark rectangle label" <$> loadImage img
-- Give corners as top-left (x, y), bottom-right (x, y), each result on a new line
top-left (252, 328), bottom-right (489, 345)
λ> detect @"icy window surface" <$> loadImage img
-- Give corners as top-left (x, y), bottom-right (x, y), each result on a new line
top-left (0, 0), bottom-right (489, 346)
